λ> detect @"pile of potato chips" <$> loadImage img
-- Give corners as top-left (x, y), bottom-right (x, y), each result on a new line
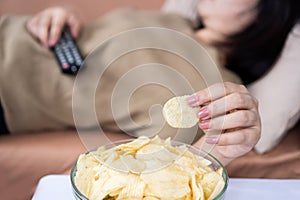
top-left (74, 136), bottom-right (225, 200)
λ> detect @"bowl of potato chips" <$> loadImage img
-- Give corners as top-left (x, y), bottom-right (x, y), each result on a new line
top-left (71, 136), bottom-right (228, 200)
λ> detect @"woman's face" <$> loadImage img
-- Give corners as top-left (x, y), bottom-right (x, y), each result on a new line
top-left (196, 0), bottom-right (259, 45)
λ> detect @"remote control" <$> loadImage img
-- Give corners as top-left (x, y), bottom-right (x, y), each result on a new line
top-left (51, 26), bottom-right (84, 75)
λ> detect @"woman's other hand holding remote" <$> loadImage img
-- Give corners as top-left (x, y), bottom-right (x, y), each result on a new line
top-left (26, 6), bottom-right (81, 47)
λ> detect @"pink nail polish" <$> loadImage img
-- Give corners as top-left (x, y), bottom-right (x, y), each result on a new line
top-left (48, 38), bottom-right (56, 46)
top-left (205, 136), bottom-right (218, 144)
top-left (186, 94), bottom-right (199, 105)
top-left (73, 32), bottom-right (79, 38)
top-left (197, 107), bottom-right (209, 118)
top-left (199, 120), bottom-right (210, 129)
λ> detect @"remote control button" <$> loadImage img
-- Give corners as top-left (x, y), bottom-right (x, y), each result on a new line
top-left (62, 63), bottom-right (70, 69)
top-left (62, 43), bottom-right (75, 64)
top-left (71, 65), bottom-right (78, 73)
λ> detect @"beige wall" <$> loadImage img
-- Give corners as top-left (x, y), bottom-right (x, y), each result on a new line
top-left (0, 0), bottom-right (165, 23)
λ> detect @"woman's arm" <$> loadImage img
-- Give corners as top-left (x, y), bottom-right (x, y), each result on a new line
top-left (248, 23), bottom-right (300, 154)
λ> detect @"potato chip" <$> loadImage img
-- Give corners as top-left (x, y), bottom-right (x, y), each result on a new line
top-left (208, 178), bottom-right (225, 200)
top-left (74, 154), bottom-right (100, 197)
top-left (90, 168), bottom-right (115, 200)
top-left (140, 165), bottom-right (191, 199)
top-left (163, 95), bottom-right (199, 128)
top-left (119, 155), bottom-right (146, 173)
top-left (109, 157), bottom-right (129, 172)
top-left (117, 175), bottom-right (145, 200)
top-left (200, 172), bottom-right (225, 200)
top-left (215, 167), bottom-right (223, 176)
top-left (118, 136), bottom-right (150, 154)
top-left (143, 197), bottom-right (159, 200)
top-left (191, 173), bottom-right (204, 200)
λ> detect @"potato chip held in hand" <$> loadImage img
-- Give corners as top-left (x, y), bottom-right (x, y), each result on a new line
top-left (163, 95), bottom-right (199, 128)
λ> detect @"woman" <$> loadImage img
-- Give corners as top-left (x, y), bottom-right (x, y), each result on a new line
top-left (0, 0), bottom-right (298, 198)
top-left (0, 4), bottom-right (260, 199)
top-left (26, 0), bottom-right (300, 163)
top-left (164, 0), bottom-right (300, 178)
top-left (24, 3), bottom-right (263, 166)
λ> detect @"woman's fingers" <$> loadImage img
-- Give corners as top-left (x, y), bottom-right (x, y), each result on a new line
top-left (67, 15), bottom-right (81, 38)
top-left (187, 82), bottom-right (248, 107)
top-left (199, 110), bottom-right (258, 130)
top-left (26, 17), bottom-right (39, 39)
top-left (26, 11), bottom-right (52, 46)
top-left (49, 11), bottom-right (81, 46)
top-left (37, 14), bottom-right (52, 47)
top-left (48, 11), bottom-right (68, 46)
top-left (197, 92), bottom-right (258, 120)
top-left (26, 7), bottom-right (82, 47)
top-left (191, 82), bottom-right (261, 161)
top-left (205, 127), bottom-right (260, 146)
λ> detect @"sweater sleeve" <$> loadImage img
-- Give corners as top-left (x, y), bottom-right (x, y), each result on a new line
top-left (250, 23), bottom-right (300, 154)
top-left (161, 0), bottom-right (199, 22)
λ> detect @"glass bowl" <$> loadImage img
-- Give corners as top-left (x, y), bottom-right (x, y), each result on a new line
top-left (70, 139), bottom-right (228, 200)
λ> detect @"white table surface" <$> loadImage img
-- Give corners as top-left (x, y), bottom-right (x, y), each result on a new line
top-left (32, 175), bottom-right (300, 200)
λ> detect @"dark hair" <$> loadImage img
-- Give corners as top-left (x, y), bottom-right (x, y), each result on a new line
top-left (224, 0), bottom-right (300, 84)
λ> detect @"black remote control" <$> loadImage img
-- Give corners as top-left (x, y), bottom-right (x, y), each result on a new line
top-left (51, 26), bottom-right (84, 75)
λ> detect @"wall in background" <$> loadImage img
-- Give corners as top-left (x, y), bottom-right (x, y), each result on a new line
top-left (0, 0), bottom-right (165, 23)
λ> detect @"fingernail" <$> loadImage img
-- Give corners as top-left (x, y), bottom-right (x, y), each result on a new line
top-left (186, 94), bottom-right (199, 106)
top-left (73, 32), bottom-right (79, 38)
top-left (48, 38), bottom-right (56, 46)
top-left (199, 120), bottom-right (210, 129)
top-left (205, 136), bottom-right (218, 144)
top-left (197, 107), bottom-right (209, 119)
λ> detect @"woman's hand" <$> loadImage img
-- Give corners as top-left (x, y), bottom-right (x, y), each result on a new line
top-left (26, 6), bottom-right (81, 47)
top-left (187, 82), bottom-right (261, 165)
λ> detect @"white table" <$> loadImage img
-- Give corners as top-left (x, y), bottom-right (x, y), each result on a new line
top-left (32, 175), bottom-right (300, 200)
